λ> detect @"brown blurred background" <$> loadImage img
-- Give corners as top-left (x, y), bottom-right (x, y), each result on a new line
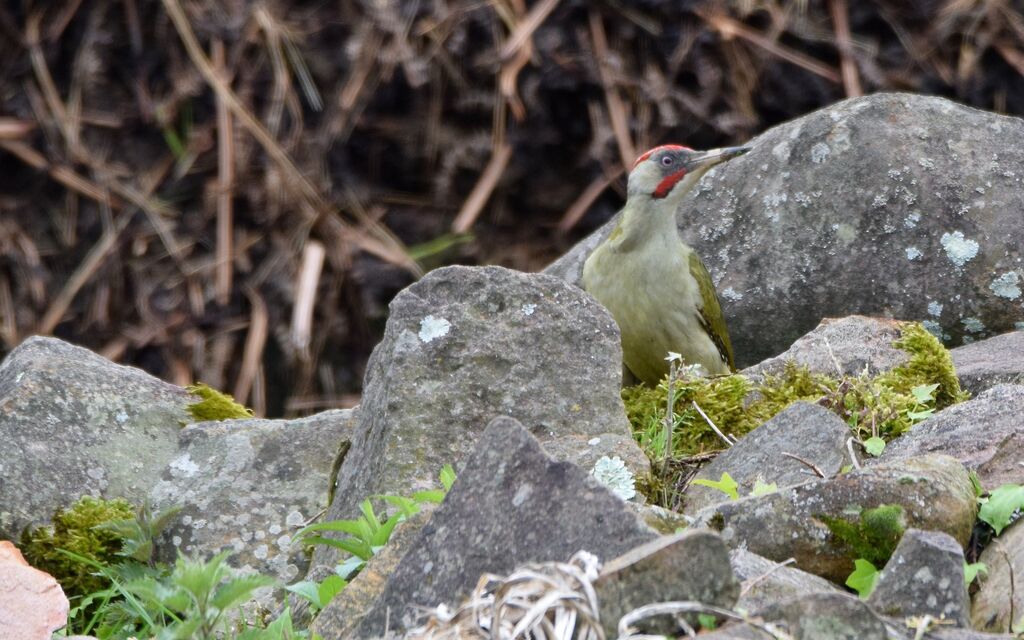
top-left (1, 0), bottom-right (1022, 417)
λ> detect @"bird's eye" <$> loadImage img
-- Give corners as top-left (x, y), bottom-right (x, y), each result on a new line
top-left (660, 156), bottom-right (674, 167)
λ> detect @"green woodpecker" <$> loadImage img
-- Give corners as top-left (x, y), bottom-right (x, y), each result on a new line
top-left (582, 143), bottom-right (750, 385)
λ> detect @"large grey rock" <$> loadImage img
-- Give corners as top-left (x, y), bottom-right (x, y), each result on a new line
top-left (546, 93), bottom-right (1024, 366)
top-left (313, 265), bottom-right (649, 572)
top-left (972, 519), bottom-right (1024, 632)
top-left (950, 331), bottom-right (1024, 395)
top-left (594, 530), bottom-right (739, 638)
top-left (150, 410), bottom-right (353, 595)
top-left (878, 384), bottom-right (1024, 487)
top-left (740, 316), bottom-right (908, 379)
top-left (0, 336), bottom-right (190, 539)
top-left (694, 454), bottom-right (976, 582)
top-left (758, 592), bottom-right (889, 640)
top-left (348, 417), bottom-right (656, 637)
top-left (683, 402), bottom-right (850, 513)
top-left (868, 529), bottom-right (969, 626)
top-left (729, 549), bottom-right (843, 614)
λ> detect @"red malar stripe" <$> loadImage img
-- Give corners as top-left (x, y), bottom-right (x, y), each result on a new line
top-left (652, 168), bottom-right (688, 199)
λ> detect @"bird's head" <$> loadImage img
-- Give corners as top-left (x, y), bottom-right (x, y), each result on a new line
top-left (627, 144), bottom-right (752, 206)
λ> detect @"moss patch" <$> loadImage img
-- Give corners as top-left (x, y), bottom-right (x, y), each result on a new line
top-left (624, 321), bottom-right (968, 504)
top-left (185, 383), bottom-right (254, 422)
top-left (819, 504), bottom-right (907, 566)
top-left (19, 496), bottom-right (135, 600)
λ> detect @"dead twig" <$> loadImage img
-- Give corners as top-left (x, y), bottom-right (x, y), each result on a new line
top-left (558, 165), bottom-right (625, 234)
top-left (451, 141), bottom-right (513, 233)
top-left (829, 0), bottom-right (863, 96)
top-left (589, 10), bottom-right (636, 170)
top-left (780, 452), bottom-right (827, 478)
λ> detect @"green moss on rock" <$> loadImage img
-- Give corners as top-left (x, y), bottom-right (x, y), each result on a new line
top-left (819, 504), bottom-right (906, 566)
top-left (185, 383), bottom-right (254, 422)
top-left (19, 496), bottom-right (135, 599)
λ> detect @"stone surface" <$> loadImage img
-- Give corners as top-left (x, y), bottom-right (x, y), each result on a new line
top-left (313, 265), bottom-right (649, 573)
top-left (683, 402), bottom-right (850, 513)
top-left (878, 384), bottom-right (1024, 487)
top-left (545, 93), bottom-right (1024, 367)
top-left (594, 530), bottom-right (739, 639)
top-left (310, 506), bottom-right (435, 639)
top-left (150, 410), bottom-right (353, 595)
top-left (348, 416), bottom-right (656, 637)
top-left (0, 336), bottom-right (190, 539)
top-left (950, 331), bottom-right (1024, 395)
top-left (740, 316), bottom-right (908, 378)
top-left (868, 528), bottom-right (969, 625)
top-left (0, 540), bottom-right (69, 639)
top-left (758, 592), bottom-right (888, 640)
top-left (972, 519), bottom-right (1024, 632)
top-left (694, 454), bottom-right (976, 582)
top-left (729, 549), bottom-right (842, 614)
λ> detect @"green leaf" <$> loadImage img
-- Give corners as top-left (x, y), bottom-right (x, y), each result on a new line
top-left (297, 518), bottom-right (367, 539)
top-left (439, 464), bottom-right (457, 492)
top-left (335, 556), bottom-right (366, 580)
top-left (319, 575), bottom-right (347, 604)
top-left (910, 383), bottom-right (939, 404)
top-left (382, 494), bottom-right (421, 517)
top-left (846, 558), bottom-right (880, 599)
top-left (284, 580), bottom-right (321, 607)
top-left (907, 408), bottom-right (935, 423)
top-left (697, 613), bottom-right (717, 630)
top-left (969, 470), bottom-right (985, 498)
top-left (691, 473), bottom-right (739, 500)
top-left (862, 436), bottom-right (886, 457)
top-left (979, 484), bottom-right (1024, 535)
top-left (751, 479), bottom-right (778, 497)
top-left (300, 535), bottom-right (373, 560)
top-left (964, 561), bottom-right (987, 586)
top-left (211, 574), bottom-right (275, 611)
top-left (411, 489), bottom-right (446, 504)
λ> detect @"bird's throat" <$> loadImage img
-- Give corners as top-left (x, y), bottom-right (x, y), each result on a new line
top-left (614, 196), bottom-right (680, 252)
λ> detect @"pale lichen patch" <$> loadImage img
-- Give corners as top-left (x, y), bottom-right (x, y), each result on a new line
top-left (989, 271), bottom-right (1021, 300)
top-left (810, 142), bottom-right (830, 163)
top-left (962, 317), bottom-right (985, 334)
top-left (927, 301), bottom-right (943, 317)
top-left (939, 231), bottom-right (979, 268)
top-left (905, 247), bottom-right (922, 261)
top-left (418, 315), bottom-right (451, 343)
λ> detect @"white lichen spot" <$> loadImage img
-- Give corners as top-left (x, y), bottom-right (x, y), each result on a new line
top-left (917, 157), bottom-right (935, 170)
top-left (285, 511), bottom-right (304, 527)
top-left (922, 320), bottom-right (947, 340)
top-left (771, 141), bottom-right (791, 162)
top-left (191, 519), bottom-right (207, 530)
top-left (989, 271), bottom-right (1022, 300)
top-left (721, 287), bottom-right (743, 302)
top-left (170, 454), bottom-right (199, 478)
top-left (940, 231), bottom-right (979, 267)
top-left (591, 456), bottom-right (636, 501)
top-left (253, 544), bottom-right (269, 560)
top-left (904, 211), bottom-right (921, 228)
top-left (86, 466), bottom-right (106, 481)
top-left (1015, 321), bottom-right (1024, 331)
top-left (172, 535), bottom-right (182, 546)
top-left (587, 437), bottom-right (601, 446)
top-left (962, 317), bottom-right (985, 334)
top-left (268, 523), bottom-right (282, 535)
top-left (927, 301), bottom-right (943, 317)
top-left (418, 315), bottom-right (451, 343)
top-left (905, 247), bottom-right (922, 261)
top-left (521, 303), bottom-right (536, 316)
top-left (810, 142), bottom-right (830, 163)
top-left (276, 534), bottom-right (292, 549)
top-left (115, 410), bottom-right (129, 425)
top-left (512, 483), bottom-right (533, 507)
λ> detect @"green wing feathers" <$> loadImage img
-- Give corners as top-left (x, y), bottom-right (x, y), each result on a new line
top-left (688, 252), bottom-right (735, 371)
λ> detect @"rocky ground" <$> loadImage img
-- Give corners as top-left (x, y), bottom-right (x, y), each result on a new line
top-left (2, 94), bottom-right (1024, 639)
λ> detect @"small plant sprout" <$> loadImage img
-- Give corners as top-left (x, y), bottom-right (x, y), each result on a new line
top-left (690, 472), bottom-right (739, 500)
top-left (978, 483), bottom-right (1024, 535)
top-left (663, 351), bottom-right (684, 478)
top-left (590, 456), bottom-right (636, 501)
top-left (846, 558), bottom-right (880, 598)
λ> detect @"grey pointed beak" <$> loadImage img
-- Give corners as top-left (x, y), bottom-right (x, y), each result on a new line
top-left (687, 144), bottom-right (753, 170)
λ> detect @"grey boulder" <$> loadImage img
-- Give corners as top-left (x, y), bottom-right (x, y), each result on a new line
top-left (594, 530), bottom-right (738, 638)
top-left (867, 528), bottom-right (969, 626)
top-left (349, 416), bottom-right (656, 637)
top-left (545, 93), bottom-right (1024, 366)
top-left (694, 454), bottom-right (976, 582)
top-left (950, 331), bottom-right (1024, 395)
top-left (741, 316), bottom-right (909, 379)
top-left (683, 402), bottom-right (851, 513)
top-left (313, 265), bottom-right (649, 572)
top-left (0, 336), bottom-right (190, 539)
top-left (729, 549), bottom-right (842, 614)
top-left (879, 384), bottom-right (1024, 487)
top-left (150, 410), bottom-right (354, 595)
